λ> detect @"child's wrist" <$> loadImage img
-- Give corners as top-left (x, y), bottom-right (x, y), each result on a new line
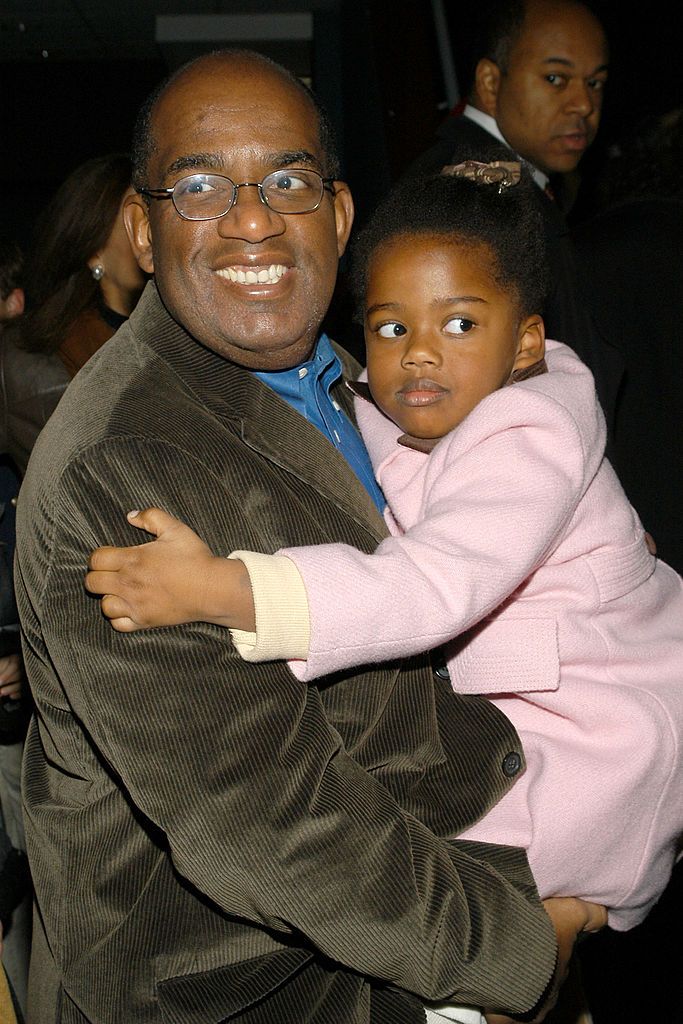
top-left (204, 557), bottom-right (255, 632)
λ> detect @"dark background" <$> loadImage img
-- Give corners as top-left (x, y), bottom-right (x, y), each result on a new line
top-left (2, 0), bottom-right (682, 246)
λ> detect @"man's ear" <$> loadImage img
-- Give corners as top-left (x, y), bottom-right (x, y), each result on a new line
top-left (332, 182), bottom-right (354, 259)
top-left (474, 58), bottom-right (502, 118)
top-left (513, 314), bottom-right (546, 371)
top-left (123, 193), bottom-right (155, 275)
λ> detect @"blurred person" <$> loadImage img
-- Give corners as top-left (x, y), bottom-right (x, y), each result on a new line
top-left (0, 160), bottom-right (144, 1012)
top-left (0, 239), bottom-right (24, 324)
top-left (0, 153), bottom-right (147, 475)
top-left (0, 820), bottom-right (29, 1023)
top-left (572, 107), bottom-right (683, 574)
top-left (0, 237), bottom-right (30, 1016)
top-left (403, 0), bottom-right (624, 443)
top-left (571, 109), bottom-right (683, 1024)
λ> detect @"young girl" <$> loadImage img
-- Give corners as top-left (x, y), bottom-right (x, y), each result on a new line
top-left (87, 168), bottom-right (683, 944)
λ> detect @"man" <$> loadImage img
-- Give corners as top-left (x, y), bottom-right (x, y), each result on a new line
top-left (405, 0), bottom-right (622, 436)
top-left (15, 50), bottom-right (598, 1023)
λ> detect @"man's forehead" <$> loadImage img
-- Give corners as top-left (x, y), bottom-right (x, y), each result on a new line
top-left (156, 59), bottom-right (314, 125)
top-left (150, 63), bottom-right (321, 171)
top-left (515, 2), bottom-right (606, 58)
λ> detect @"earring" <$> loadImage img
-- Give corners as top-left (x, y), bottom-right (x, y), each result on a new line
top-left (91, 264), bottom-right (105, 281)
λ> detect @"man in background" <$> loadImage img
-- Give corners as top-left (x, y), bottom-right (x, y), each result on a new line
top-left (405, 0), bottom-right (623, 439)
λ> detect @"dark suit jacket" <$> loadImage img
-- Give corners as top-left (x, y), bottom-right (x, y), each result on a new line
top-left (15, 283), bottom-right (555, 1023)
top-left (403, 115), bottom-right (625, 443)
top-left (573, 198), bottom-right (683, 574)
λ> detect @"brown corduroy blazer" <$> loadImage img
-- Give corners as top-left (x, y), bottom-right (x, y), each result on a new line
top-left (15, 283), bottom-right (555, 1023)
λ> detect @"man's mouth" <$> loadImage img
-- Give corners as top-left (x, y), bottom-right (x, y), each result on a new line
top-left (215, 264), bottom-right (288, 285)
top-left (556, 129), bottom-right (589, 152)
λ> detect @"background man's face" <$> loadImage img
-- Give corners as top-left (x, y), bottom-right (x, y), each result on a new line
top-left (130, 58), bottom-right (353, 370)
top-left (492, 1), bottom-right (608, 175)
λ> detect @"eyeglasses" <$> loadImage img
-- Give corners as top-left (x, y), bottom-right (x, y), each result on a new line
top-left (138, 168), bottom-right (336, 221)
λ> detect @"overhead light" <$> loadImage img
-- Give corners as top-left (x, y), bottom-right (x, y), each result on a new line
top-left (155, 14), bottom-right (313, 43)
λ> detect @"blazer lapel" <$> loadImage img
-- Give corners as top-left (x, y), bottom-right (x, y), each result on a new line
top-left (135, 283), bottom-right (387, 545)
top-left (239, 376), bottom-right (387, 544)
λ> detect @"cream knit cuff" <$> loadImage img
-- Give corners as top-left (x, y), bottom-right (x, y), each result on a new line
top-left (227, 551), bottom-right (311, 662)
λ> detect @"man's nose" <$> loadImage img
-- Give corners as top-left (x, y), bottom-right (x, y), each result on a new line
top-left (565, 80), bottom-right (594, 117)
top-left (216, 183), bottom-right (285, 241)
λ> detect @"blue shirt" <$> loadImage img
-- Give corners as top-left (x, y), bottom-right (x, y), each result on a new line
top-left (252, 334), bottom-right (385, 514)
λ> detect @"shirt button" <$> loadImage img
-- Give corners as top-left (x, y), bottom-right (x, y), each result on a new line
top-left (502, 751), bottom-right (523, 778)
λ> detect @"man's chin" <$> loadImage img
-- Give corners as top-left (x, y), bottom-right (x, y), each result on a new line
top-left (200, 335), bottom-right (317, 371)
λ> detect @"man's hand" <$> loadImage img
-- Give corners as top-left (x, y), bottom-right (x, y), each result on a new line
top-left (85, 508), bottom-right (255, 632)
top-left (485, 897), bottom-right (606, 1023)
top-left (0, 654), bottom-right (23, 701)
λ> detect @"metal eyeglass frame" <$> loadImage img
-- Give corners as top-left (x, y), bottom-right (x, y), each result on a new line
top-left (137, 169), bottom-right (336, 221)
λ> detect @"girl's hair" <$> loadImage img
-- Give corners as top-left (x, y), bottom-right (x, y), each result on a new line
top-left (350, 170), bottom-right (549, 321)
top-left (19, 153), bottom-right (132, 354)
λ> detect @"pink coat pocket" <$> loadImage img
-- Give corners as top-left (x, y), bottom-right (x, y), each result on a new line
top-left (447, 617), bottom-right (560, 695)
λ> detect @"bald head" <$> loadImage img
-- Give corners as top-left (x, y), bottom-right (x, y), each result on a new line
top-left (132, 49), bottom-right (340, 190)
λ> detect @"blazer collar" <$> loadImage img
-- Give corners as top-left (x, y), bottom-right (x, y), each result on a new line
top-left (130, 283), bottom-right (388, 543)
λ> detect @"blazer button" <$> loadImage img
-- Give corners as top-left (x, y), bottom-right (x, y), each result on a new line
top-left (502, 751), bottom-right (522, 778)
top-left (431, 648), bottom-right (450, 681)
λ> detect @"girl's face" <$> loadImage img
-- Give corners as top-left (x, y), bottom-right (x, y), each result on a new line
top-left (364, 233), bottom-right (544, 440)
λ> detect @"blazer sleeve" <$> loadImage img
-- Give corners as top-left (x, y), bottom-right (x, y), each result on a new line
top-left (279, 384), bottom-right (595, 681)
top-left (20, 435), bottom-right (557, 1015)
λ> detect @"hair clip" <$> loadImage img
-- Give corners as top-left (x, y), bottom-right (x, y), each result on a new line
top-left (441, 160), bottom-right (522, 193)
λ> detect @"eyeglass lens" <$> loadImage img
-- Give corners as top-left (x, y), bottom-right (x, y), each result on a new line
top-left (172, 169), bottom-right (325, 220)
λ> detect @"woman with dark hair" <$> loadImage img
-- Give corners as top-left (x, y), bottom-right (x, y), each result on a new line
top-left (0, 152), bottom-right (146, 474)
top-left (0, 157), bottom-right (145, 1017)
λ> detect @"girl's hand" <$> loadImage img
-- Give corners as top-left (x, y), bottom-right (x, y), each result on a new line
top-left (85, 508), bottom-right (255, 633)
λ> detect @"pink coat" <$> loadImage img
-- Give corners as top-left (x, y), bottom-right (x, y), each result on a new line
top-left (280, 341), bottom-right (683, 930)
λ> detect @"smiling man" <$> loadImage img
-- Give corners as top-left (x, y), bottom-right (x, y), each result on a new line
top-left (13, 50), bottom-right (583, 1023)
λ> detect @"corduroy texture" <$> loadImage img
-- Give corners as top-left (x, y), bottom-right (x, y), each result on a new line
top-left (0, 962), bottom-right (20, 1024)
top-left (16, 283), bottom-right (555, 1023)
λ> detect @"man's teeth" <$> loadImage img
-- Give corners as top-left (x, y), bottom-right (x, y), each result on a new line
top-left (217, 264), bottom-right (287, 284)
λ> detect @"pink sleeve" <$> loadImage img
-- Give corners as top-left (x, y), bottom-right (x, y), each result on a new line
top-left (281, 382), bottom-right (601, 681)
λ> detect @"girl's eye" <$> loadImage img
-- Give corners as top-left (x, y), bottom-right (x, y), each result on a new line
top-left (376, 322), bottom-right (407, 338)
top-left (444, 317), bottom-right (475, 335)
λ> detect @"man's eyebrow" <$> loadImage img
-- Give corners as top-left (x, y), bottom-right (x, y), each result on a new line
top-left (165, 153), bottom-right (224, 177)
top-left (163, 150), bottom-right (325, 180)
top-left (267, 150), bottom-right (324, 171)
top-left (542, 57), bottom-right (609, 75)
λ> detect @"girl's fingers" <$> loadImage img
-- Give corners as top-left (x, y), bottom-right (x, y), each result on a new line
top-left (127, 507), bottom-right (183, 538)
